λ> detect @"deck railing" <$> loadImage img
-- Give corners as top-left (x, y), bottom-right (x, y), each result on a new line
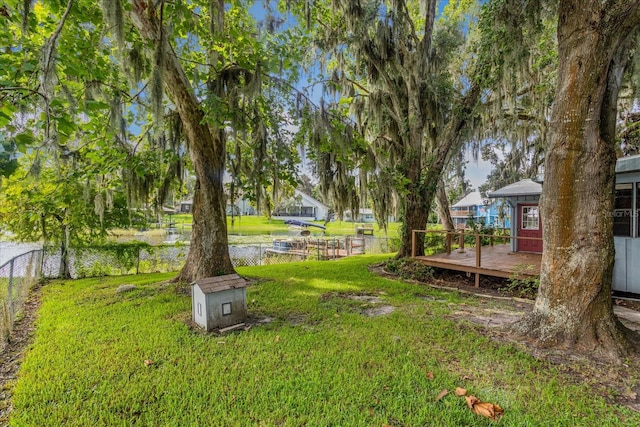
top-left (411, 229), bottom-right (542, 287)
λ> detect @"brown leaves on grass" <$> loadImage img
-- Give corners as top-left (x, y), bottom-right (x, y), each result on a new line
top-left (435, 389), bottom-right (448, 401)
top-left (465, 395), bottom-right (504, 421)
top-left (455, 387), bottom-right (467, 396)
top-left (435, 383), bottom-right (504, 421)
top-left (143, 359), bottom-right (154, 366)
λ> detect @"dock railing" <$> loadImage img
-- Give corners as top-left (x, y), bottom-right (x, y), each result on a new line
top-left (411, 229), bottom-right (542, 287)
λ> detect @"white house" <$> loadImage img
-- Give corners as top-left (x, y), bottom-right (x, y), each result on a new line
top-left (272, 190), bottom-right (330, 221)
top-left (343, 208), bottom-right (375, 223)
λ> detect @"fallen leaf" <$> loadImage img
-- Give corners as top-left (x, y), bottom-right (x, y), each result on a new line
top-left (435, 388), bottom-right (448, 402)
top-left (426, 371), bottom-right (434, 380)
top-left (474, 402), bottom-right (504, 421)
top-left (465, 395), bottom-right (504, 421)
top-left (275, 335), bottom-right (280, 343)
top-left (465, 395), bottom-right (479, 409)
top-left (144, 359), bottom-right (154, 366)
top-left (455, 387), bottom-right (467, 396)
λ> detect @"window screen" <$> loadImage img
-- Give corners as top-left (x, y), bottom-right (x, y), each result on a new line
top-left (614, 183), bottom-right (633, 237)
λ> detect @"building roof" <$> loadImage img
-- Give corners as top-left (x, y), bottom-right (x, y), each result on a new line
top-left (192, 274), bottom-right (247, 294)
top-left (452, 191), bottom-right (484, 208)
top-left (294, 189), bottom-right (328, 210)
top-left (616, 154), bottom-right (640, 173)
top-left (487, 179), bottom-right (542, 198)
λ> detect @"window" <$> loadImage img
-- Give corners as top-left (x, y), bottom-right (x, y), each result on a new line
top-left (522, 206), bottom-right (539, 230)
top-left (222, 302), bottom-right (232, 316)
top-left (614, 183), bottom-right (633, 237)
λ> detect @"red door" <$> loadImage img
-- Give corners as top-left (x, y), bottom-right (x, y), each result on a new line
top-left (517, 204), bottom-right (543, 253)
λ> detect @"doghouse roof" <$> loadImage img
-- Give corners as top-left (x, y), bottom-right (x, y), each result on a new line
top-left (487, 179), bottom-right (541, 198)
top-left (191, 274), bottom-right (247, 294)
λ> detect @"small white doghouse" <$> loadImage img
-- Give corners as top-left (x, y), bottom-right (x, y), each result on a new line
top-left (191, 274), bottom-right (248, 332)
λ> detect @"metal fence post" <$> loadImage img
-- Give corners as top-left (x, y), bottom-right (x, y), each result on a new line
top-left (259, 243), bottom-right (262, 266)
top-left (7, 259), bottom-right (14, 323)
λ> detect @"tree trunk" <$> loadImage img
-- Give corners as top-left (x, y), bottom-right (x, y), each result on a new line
top-left (129, 1), bottom-right (234, 282)
top-left (436, 179), bottom-right (454, 252)
top-left (397, 142), bottom-right (428, 258)
top-left (436, 179), bottom-right (454, 231)
top-left (396, 81), bottom-right (481, 258)
top-left (515, 0), bottom-right (640, 361)
top-left (57, 215), bottom-right (71, 279)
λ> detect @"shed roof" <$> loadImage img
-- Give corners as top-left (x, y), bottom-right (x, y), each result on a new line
top-left (487, 179), bottom-right (541, 198)
top-left (452, 191), bottom-right (484, 208)
top-left (616, 154), bottom-right (640, 174)
top-left (192, 274), bottom-right (247, 294)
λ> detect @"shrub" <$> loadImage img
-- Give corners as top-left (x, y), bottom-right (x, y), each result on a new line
top-left (383, 258), bottom-right (434, 282)
top-left (503, 264), bottom-right (539, 298)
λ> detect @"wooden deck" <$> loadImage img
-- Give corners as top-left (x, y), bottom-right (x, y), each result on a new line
top-left (412, 230), bottom-right (542, 286)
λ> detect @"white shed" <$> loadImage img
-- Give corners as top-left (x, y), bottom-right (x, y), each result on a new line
top-left (191, 274), bottom-right (248, 331)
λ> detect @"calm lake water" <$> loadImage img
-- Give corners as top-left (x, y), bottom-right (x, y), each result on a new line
top-left (0, 228), bottom-right (327, 266)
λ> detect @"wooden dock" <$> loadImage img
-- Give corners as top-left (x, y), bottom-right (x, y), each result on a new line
top-left (412, 230), bottom-right (542, 286)
top-left (265, 237), bottom-right (366, 261)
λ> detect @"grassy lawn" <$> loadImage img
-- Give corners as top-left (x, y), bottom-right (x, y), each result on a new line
top-left (9, 256), bottom-right (639, 426)
top-left (169, 214), bottom-right (403, 237)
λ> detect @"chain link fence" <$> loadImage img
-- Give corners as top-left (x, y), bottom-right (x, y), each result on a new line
top-left (0, 250), bottom-right (43, 350)
top-left (41, 236), bottom-right (401, 279)
top-left (0, 237), bottom-right (399, 347)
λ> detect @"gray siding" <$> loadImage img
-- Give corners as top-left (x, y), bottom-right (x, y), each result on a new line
top-left (205, 288), bottom-right (247, 330)
top-left (614, 237), bottom-right (640, 293)
top-left (192, 286), bottom-right (247, 331)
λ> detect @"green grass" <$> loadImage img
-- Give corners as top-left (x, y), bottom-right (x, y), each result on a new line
top-left (9, 256), bottom-right (640, 426)
top-left (170, 213), bottom-right (403, 237)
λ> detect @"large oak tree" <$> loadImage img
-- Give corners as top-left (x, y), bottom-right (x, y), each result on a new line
top-left (514, 0), bottom-right (640, 361)
top-left (302, 0), bottom-right (484, 256)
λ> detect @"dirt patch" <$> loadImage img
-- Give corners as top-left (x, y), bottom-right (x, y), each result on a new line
top-left (320, 291), bottom-right (395, 317)
top-left (450, 307), bottom-right (528, 328)
top-left (362, 305), bottom-right (395, 317)
top-left (0, 284), bottom-right (42, 426)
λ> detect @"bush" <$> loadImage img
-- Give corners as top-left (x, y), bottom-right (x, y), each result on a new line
top-left (383, 258), bottom-right (434, 282)
top-left (503, 264), bottom-right (539, 298)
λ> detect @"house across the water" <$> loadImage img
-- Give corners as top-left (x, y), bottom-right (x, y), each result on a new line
top-left (272, 190), bottom-right (329, 222)
top-left (449, 191), bottom-right (510, 229)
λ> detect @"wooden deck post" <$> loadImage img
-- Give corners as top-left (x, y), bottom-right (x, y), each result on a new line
top-left (446, 232), bottom-right (452, 255)
top-left (490, 228), bottom-right (494, 247)
top-left (475, 234), bottom-right (481, 287)
top-left (411, 230), bottom-right (416, 258)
